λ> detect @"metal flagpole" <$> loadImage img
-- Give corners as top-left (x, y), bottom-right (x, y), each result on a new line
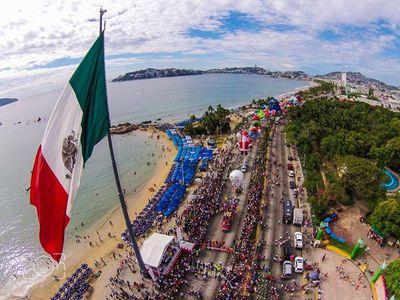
top-left (99, 7), bottom-right (148, 276)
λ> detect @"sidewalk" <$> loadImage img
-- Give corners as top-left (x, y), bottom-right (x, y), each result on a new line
top-left (308, 248), bottom-right (373, 300)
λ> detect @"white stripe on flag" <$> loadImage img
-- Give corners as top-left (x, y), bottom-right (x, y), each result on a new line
top-left (40, 84), bottom-right (84, 217)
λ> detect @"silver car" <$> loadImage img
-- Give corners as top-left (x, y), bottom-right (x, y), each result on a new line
top-left (282, 261), bottom-right (293, 278)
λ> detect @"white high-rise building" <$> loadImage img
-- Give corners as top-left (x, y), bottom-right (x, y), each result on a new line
top-left (341, 72), bottom-right (347, 87)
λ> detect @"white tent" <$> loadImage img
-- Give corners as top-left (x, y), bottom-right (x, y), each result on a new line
top-left (140, 233), bottom-right (175, 268)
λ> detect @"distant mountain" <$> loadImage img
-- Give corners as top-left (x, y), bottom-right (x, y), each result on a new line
top-left (268, 71), bottom-right (311, 80)
top-left (316, 72), bottom-right (399, 91)
top-left (112, 68), bottom-right (204, 82)
top-left (112, 68), bottom-right (398, 93)
top-left (0, 98), bottom-right (17, 107)
top-left (204, 66), bottom-right (268, 75)
top-left (112, 66), bottom-right (270, 82)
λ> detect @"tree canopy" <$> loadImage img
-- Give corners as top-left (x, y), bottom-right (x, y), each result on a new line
top-left (286, 100), bottom-right (400, 164)
top-left (385, 259), bottom-right (400, 299)
top-left (370, 198), bottom-right (400, 239)
top-left (285, 97), bottom-right (400, 218)
top-left (184, 104), bottom-right (230, 136)
top-left (335, 156), bottom-right (385, 207)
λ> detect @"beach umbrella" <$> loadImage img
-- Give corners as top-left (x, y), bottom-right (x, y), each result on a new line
top-left (252, 115), bottom-right (260, 121)
top-left (229, 170), bottom-right (244, 187)
top-left (310, 271), bottom-right (319, 280)
top-left (242, 129), bottom-right (248, 136)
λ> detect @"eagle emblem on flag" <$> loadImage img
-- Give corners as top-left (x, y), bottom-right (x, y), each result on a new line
top-left (62, 130), bottom-right (78, 177)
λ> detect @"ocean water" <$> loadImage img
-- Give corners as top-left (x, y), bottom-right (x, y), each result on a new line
top-left (0, 74), bottom-right (308, 298)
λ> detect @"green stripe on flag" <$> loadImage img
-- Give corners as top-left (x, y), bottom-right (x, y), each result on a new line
top-left (69, 33), bottom-right (110, 163)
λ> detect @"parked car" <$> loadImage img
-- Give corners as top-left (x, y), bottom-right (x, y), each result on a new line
top-left (282, 200), bottom-right (293, 224)
top-left (288, 156), bottom-right (293, 161)
top-left (287, 163), bottom-right (293, 170)
top-left (294, 232), bottom-right (303, 249)
top-left (294, 257), bottom-right (304, 273)
top-left (289, 181), bottom-right (296, 189)
top-left (289, 170), bottom-right (295, 177)
top-left (282, 261), bottom-right (293, 278)
top-left (283, 241), bottom-right (292, 259)
top-left (241, 165), bottom-right (247, 173)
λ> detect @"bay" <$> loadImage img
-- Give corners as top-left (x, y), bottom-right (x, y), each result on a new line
top-left (0, 74), bottom-right (308, 298)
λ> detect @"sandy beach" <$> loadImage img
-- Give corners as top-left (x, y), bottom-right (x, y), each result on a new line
top-left (276, 80), bottom-right (318, 99)
top-left (27, 129), bottom-right (176, 300)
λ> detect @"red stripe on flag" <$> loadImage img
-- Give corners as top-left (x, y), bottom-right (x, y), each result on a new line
top-left (30, 145), bottom-right (70, 262)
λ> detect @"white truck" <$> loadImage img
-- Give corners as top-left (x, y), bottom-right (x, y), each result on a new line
top-left (293, 208), bottom-right (303, 226)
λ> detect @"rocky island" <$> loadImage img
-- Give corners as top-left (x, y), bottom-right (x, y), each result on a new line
top-left (111, 66), bottom-right (270, 82)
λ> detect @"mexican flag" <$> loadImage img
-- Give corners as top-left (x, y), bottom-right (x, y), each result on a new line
top-left (30, 33), bottom-right (110, 262)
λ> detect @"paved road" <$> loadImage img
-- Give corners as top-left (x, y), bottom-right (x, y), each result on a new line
top-left (184, 139), bottom-right (260, 299)
top-left (184, 123), bottom-right (305, 299)
top-left (258, 123), bottom-right (303, 299)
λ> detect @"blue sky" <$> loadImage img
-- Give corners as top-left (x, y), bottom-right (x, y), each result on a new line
top-left (1, 0), bottom-right (400, 97)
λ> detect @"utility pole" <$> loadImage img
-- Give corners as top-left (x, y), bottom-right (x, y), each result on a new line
top-left (99, 8), bottom-right (148, 277)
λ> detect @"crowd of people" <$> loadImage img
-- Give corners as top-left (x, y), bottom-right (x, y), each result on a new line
top-left (51, 263), bottom-right (93, 300)
top-left (254, 273), bottom-right (280, 299)
top-left (121, 186), bottom-right (167, 242)
top-left (217, 129), bottom-right (270, 299)
top-left (121, 131), bottom-right (208, 242)
top-left (106, 130), bottom-right (235, 299)
top-left (106, 249), bottom-right (154, 300)
top-left (181, 147), bottom-right (232, 244)
top-left (336, 259), bottom-right (369, 290)
top-left (149, 145), bottom-right (235, 299)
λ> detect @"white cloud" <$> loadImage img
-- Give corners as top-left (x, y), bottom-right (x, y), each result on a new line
top-left (0, 0), bottom-right (399, 97)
